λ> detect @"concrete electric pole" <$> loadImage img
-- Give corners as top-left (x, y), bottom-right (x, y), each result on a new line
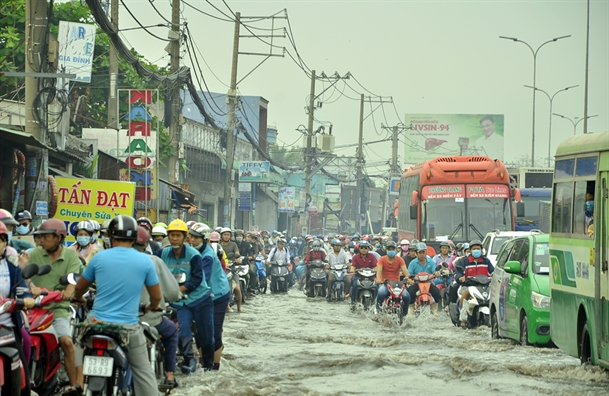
top-left (355, 93), bottom-right (364, 234)
top-left (168, 0), bottom-right (181, 184)
top-left (303, 69), bottom-right (316, 234)
top-left (107, 0), bottom-right (119, 129)
top-left (222, 12), bottom-right (241, 228)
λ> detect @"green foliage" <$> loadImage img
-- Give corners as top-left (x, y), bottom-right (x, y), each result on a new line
top-left (0, 0), bottom-right (176, 162)
top-left (269, 144), bottom-right (303, 168)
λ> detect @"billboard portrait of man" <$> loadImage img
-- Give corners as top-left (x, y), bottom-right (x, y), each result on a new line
top-left (474, 115), bottom-right (504, 160)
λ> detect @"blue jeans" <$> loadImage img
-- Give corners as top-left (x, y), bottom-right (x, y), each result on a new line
top-left (350, 279), bottom-right (359, 304)
top-left (213, 294), bottom-right (230, 351)
top-left (376, 284), bottom-right (411, 314)
top-left (155, 316), bottom-right (178, 373)
top-left (175, 296), bottom-right (214, 367)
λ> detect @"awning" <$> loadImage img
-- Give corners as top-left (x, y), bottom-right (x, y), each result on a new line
top-left (160, 178), bottom-right (197, 210)
top-left (0, 126), bottom-right (50, 149)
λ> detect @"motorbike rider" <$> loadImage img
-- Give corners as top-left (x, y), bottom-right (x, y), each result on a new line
top-left (447, 243), bottom-right (470, 306)
top-left (455, 240), bottom-right (494, 284)
top-left (407, 242), bottom-right (441, 314)
top-left (133, 226), bottom-right (180, 388)
top-left (349, 241), bottom-right (377, 309)
top-left (137, 217), bottom-right (161, 253)
top-left (399, 239), bottom-right (410, 259)
top-left (15, 209), bottom-right (35, 236)
top-left (189, 224), bottom-right (230, 371)
top-left (69, 220), bottom-right (97, 262)
top-left (302, 239), bottom-right (327, 289)
top-left (327, 238), bottom-right (352, 298)
top-left (433, 241), bottom-right (452, 266)
top-left (0, 208), bottom-right (34, 254)
top-left (73, 215), bottom-right (162, 396)
top-left (234, 230), bottom-right (257, 295)
top-left (26, 219), bottom-right (81, 395)
top-left (267, 238), bottom-right (291, 291)
top-left (153, 219), bottom-right (213, 374)
top-left (375, 241), bottom-right (410, 312)
top-left (151, 225), bottom-right (167, 244)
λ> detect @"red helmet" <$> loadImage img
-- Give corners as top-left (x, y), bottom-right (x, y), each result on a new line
top-left (0, 222), bottom-right (9, 239)
top-left (33, 219), bottom-right (67, 238)
top-left (136, 226), bottom-right (149, 245)
top-left (0, 209), bottom-right (19, 226)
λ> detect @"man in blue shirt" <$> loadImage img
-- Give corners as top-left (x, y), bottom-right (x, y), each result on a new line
top-left (407, 242), bottom-right (442, 312)
top-left (73, 215), bottom-right (161, 396)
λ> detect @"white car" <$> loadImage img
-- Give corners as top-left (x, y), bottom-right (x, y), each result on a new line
top-left (481, 230), bottom-right (542, 266)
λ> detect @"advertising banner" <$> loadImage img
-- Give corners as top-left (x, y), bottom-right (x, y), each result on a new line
top-left (422, 185), bottom-right (465, 200)
top-left (55, 177), bottom-right (135, 244)
top-left (238, 192), bottom-right (251, 211)
top-left (239, 161), bottom-right (270, 183)
top-left (466, 184), bottom-right (510, 198)
top-left (389, 177), bottom-right (401, 196)
top-left (278, 187), bottom-right (295, 213)
top-left (404, 114), bottom-right (505, 163)
top-left (57, 21), bottom-right (96, 83)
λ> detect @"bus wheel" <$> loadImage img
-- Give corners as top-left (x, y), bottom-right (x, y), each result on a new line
top-left (580, 323), bottom-right (592, 365)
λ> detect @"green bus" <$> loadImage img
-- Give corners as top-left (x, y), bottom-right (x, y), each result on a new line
top-left (549, 130), bottom-right (609, 366)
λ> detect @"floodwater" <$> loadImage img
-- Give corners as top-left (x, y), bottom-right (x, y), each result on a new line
top-left (171, 289), bottom-right (609, 396)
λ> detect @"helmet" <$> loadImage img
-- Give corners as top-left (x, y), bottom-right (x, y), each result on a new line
top-left (209, 231), bottom-right (221, 242)
top-left (33, 219), bottom-right (67, 238)
top-left (348, 241), bottom-right (357, 249)
top-left (189, 223), bottom-right (211, 239)
top-left (154, 222), bottom-right (167, 229)
top-left (289, 239), bottom-right (296, 245)
top-left (135, 226), bottom-right (149, 245)
top-left (15, 210), bottom-right (32, 222)
top-left (312, 240), bottom-right (322, 247)
top-left (410, 239), bottom-right (419, 245)
top-left (469, 240), bottom-right (483, 249)
top-left (277, 238), bottom-right (287, 245)
top-left (75, 221), bottom-right (95, 234)
top-left (331, 238), bottom-right (342, 246)
top-left (439, 241), bottom-right (451, 247)
top-left (371, 235), bottom-right (380, 242)
top-left (358, 241), bottom-right (371, 248)
top-left (186, 221), bottom-right (196, 229)
top-left (151, 226), bottom-right (167, 237)
top-left (137, 217), bottom-right (153, 231)
top-left (361, 236), bottom-right (370, 242)
top-left (0, 222), bottom-right (10, 239)
top-left (101, 220), bottom-right (111, 232)
top-left (351, 234), bottom-right (361, 240)
top-left (167, 219), bottom-right (189, 233)
top-left (456, 243), bottom-right (463, 251)
top-left (89, 220), bottom-right (101, 232)
top-left (400, 239), bottom-right (410, 245)
top-left (385, 240), bottom-right (397, 249)
top-left (272, 230), bottom-right (278, 235)
top-left (214, 227), bottom-right (222, 233)
top-left (461, 243), bottom-right (470, 250)
top-left (415, 242), bottom-right (427, 252)
top-left (220, 227), bottom-right (231, 235)
top-left (108, 215), bottom-right (138, 241)
top-left (0, 209), bottom-right (19, 226)
top-left (234, 229), bottom-right (244, 237)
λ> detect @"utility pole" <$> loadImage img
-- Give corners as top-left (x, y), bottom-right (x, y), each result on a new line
top-left (356, 93), bottom-right (364, 234)
top-left (222, 12), bottom-right (240, 228)
top-left (24, 0), bottom-right (48, 221)
top-left (107, 0), bottom-right (119, 129)
top-left (391, 125), bottom-right (399, 174)
top-left (168, 0), bottom-right (181, 184)
top-left (303, 69), bottom-right (316, 235)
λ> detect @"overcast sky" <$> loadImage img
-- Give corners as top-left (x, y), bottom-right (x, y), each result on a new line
top-left (114, 0), bottom-right (608, 174)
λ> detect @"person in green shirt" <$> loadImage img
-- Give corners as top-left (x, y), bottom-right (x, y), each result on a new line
top-left (26, 218), bottom-right (82, 395)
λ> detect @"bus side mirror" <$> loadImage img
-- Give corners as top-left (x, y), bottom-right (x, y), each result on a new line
top-left (516, 202), bottom-right (525, 217)
top-left (410, 205), bottom-right (417, 220)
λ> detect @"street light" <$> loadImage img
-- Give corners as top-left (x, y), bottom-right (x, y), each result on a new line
top-left (500, 35), bottom-right (571, 167)
top-left (553, 113), bottom-right (599, 135)
top-left (524, 85), bottom-right (578, 167)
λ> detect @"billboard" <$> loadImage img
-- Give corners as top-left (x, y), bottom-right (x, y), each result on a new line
top-left (55, 177), bottom-right (135, 244)
top-left (239, 161), bottom-right (270, 183)
top-left (278, 187), bottom-right (295, 213)
top-left (57, 21), bottom-right (96, 83)
top-left (404, 114), bottom-right (504, 163)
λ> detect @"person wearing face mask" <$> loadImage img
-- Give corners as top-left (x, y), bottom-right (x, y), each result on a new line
top-left (302, 239), bottom-right (327, 290)
top-left (455, 240), bottom-right (493, 285)
top-left (69, 220), bottom-right (97, 262)
top-left (375, 241), bottom-right (410, 312)
top-left (189, 223), bottom-right (230, 371)
top-left (234, 230), bottom-right (257, 295)
top-left (15, 209), bottom-right (35, 236)
top-left (585, 192), bottom-right (594, 236)
top-left (0, 208), bottom-right (33, 255)
top-left (399, 239), bottom-right (410, 259)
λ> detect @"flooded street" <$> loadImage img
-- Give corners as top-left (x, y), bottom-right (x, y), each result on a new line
top-left (172, 289), bottom-right (609, 396)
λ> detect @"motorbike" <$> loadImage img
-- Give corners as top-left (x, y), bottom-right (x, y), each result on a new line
top-left (234, 257), bottom-right (250, 302)
top-left (411, 272), bottom-right (435, 314)
top-left (435, 263), bottom-right (452, 311)
top-left (328, 263), bottom-right (348, 302)
top-left (306, 260), bottom-right (327, 298)
top-left (270, 260), bottom-right (290, 293)
top-left (380, 280), bottom-right (407, 324)
top-left (0, 263), bottom-right (52, 396)
top-left (449, 274), bottom-right (492, 328)
top-left (255, 254), bottom-right (267, 294)
top-left (353, 268), bottom-right (376, 310)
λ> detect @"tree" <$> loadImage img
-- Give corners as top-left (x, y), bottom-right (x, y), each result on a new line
top-left (269, 144), bottom-right (302, 168)
top-left (0, 0), bottom-right (174, 161)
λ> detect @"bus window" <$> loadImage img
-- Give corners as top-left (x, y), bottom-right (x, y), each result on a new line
top-left (573, 181), bottom-right (587, 234)
top-left (575, 157), bottom-right (598, 176)
top-left (552, 182), bottom-right (574, 233)
top-left (555, 159), bottom-right (575, 179)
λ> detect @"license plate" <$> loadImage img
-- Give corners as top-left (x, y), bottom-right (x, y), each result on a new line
top-left (83, 356), bottom-right (113, 377)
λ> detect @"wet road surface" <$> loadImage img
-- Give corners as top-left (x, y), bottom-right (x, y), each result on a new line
top-left (171, 288), bottom-right (609, 395)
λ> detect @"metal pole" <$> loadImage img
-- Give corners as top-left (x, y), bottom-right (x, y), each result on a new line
top-left (531, 53), bottom-right (537, 167)
top-left (356, 94), bottom-right (364, 234)
top-left (583, 0), bottom-right (590, 135)
top-left (304, 70), bottom-right (315, 235)
top-left (391, 126), bottom-right (398, 174)
top-left (223, 12), bottom-right (241, 228)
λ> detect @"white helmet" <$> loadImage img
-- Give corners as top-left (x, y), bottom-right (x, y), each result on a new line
top-left (400, 239), bottom-right (410, 245)
top-left (189, 223), bottom-right (211, 239)
top-left (220, 227), bottom-right (231, 235)
top-left (151, 226), bottom-right (167, 237)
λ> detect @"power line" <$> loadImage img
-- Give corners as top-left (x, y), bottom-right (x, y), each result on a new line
top-left (119, 0), bottom-right (171, 42)
top-left (182, 0), bottom-right (233, 22)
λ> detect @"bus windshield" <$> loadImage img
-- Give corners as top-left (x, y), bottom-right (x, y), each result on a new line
top-left (422, 196), bottom-right (511, 242)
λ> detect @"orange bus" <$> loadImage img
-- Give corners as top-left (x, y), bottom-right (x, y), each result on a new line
top-left (397, 156), bottom-right (522, 250)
